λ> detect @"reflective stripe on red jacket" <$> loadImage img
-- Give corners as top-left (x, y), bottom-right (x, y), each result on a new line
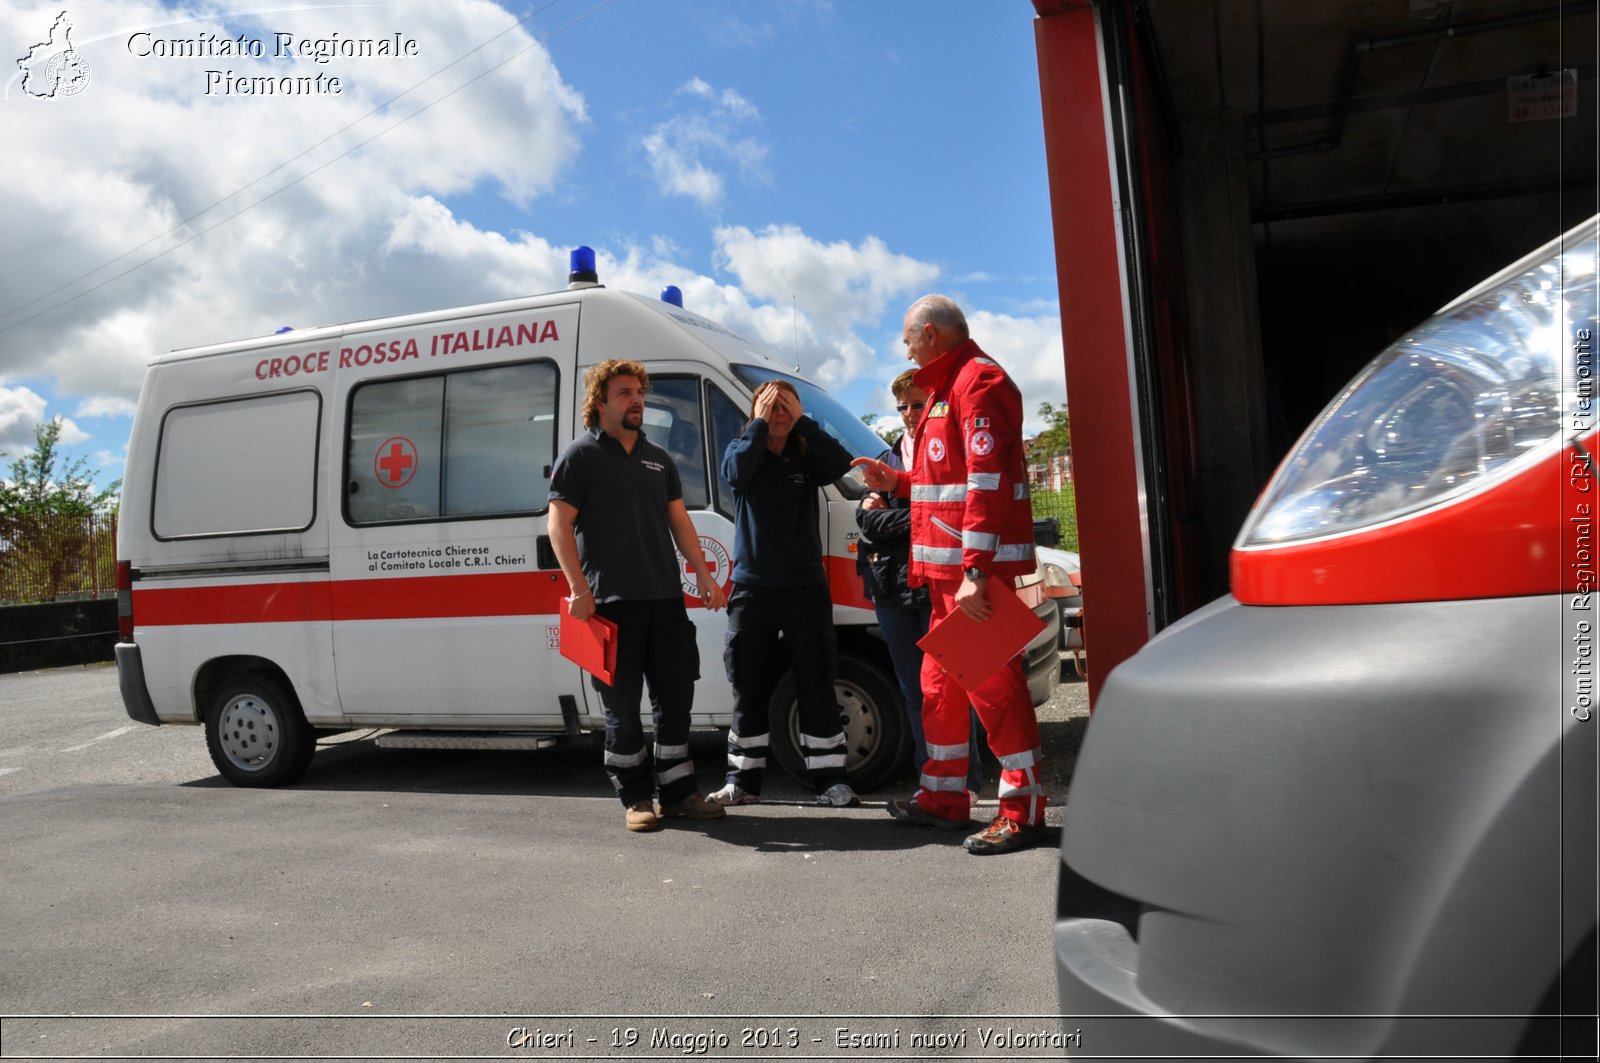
top-left (907, 339), bottom-right (1036, 586)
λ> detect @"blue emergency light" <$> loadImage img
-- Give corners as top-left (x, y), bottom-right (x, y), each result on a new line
top-left (661, 285), bottom-right (683, 307)
top-left (568, 246), bottom-right (598, 287)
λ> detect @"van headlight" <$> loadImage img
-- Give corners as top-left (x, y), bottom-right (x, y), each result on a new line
top-left (1040, 561), bottom-right (1075, 598)
top-left (1240, 219), bottom-right (1597, 547)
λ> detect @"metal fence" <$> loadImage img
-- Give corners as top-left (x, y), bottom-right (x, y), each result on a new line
top-left (0, 511), bottom-right (118, 605)
top-left (1028, 450), bottom-right (1078, 552)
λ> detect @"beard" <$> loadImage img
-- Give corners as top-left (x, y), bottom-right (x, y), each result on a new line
top-left (621, 407), bottom-right (644, 431)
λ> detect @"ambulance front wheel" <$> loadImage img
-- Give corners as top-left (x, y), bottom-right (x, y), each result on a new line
top-left (204, 673), bottom-right (316, 788)
top-left (768, 655), bottom-right (909, 793)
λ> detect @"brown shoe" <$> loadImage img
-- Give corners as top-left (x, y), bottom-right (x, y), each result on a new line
top-left (625, 799), bottom-right (661, 832)
top-left (963, 813), bottom-right (1048, 855)
top-left (655, 792), bottom-right (727, 820)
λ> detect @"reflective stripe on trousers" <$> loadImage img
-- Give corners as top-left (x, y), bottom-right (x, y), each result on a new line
top-left (914, 580), bottom-right (1047, 825)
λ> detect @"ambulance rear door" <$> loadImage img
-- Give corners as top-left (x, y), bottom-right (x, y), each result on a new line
top-left (327, 302), bottom-right (579, 727)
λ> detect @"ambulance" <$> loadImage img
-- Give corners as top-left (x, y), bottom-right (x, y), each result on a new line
top-left (114, 249), bottom-right (1062, 789)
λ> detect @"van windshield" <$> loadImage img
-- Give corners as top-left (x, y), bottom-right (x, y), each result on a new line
top-left (729, 365), bottom-right (889, 499)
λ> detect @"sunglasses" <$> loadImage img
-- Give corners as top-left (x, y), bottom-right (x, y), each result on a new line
top-left (896, 401), bottom-right (926, 413)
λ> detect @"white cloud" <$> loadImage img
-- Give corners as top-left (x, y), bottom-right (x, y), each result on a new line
top-left (641, 129), bottom-right (724, 207)
top-left (699, 0), bottom-right (835, 50)
top-left (714, 224), bottom-right (938, 331)
top-left (53, 417), bottom-right (89, 446)
top-left (0, 0), bottom-right (587, 407)
top-left (74, 396), bottom-right (139, 419)
top-left (706, 224), bottom-right (939, 388)
top-left (92, 449), bottom-right (128, 480)
top-left (641, 78), bottom-right (768, 208)
top-left (0, 386), bottom-right (49, 456)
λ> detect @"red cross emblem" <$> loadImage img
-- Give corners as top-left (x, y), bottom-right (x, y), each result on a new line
top-left (375, 436), bottom-right (418, 488)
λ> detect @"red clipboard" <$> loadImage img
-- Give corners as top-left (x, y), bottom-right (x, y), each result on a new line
top-left (559, 607), bottom-right (617, 686)
top-left (916, 581), bottom-right (1045, 689)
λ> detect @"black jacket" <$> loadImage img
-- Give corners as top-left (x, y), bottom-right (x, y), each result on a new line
top-left (854, 445), bottom-right (927, 610)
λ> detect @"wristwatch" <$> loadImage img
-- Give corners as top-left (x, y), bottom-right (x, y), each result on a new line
top-left (964, 565), bottom-right (988, 582)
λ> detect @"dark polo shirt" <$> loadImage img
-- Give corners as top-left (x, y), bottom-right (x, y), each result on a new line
top-left (548, 426), bottom-right (684, 602)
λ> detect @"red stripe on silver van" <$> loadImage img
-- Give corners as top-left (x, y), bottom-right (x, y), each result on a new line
top-left (1231, 434), bottom-right (1595, 605)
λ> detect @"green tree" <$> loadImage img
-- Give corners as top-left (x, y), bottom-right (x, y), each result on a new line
top-left (0, 418), bottom-right (119, 516)
top-left (1030, 400), bottom-right (1071, 458)
top-left (0, 420), bottom-right (119, 603)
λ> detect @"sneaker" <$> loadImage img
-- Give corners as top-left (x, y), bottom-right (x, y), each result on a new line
top-left (963, 813), bottom-right (1048, 855)
top-left (885, 796), bottom-right (970, 831)
top-left (625, 800), bottom-right (661, 833)
top-left (816, 782), bottom-right (861, 808)
top-left (655, 792), bottom-right (727, 820)
top-left (708, 783), bottom-right (760, 806)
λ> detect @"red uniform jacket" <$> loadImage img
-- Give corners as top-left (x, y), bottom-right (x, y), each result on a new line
top-left (900, 339), bottom-right (1037, 587)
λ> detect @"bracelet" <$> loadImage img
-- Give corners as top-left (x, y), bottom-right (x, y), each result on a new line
top-left (566, 590), bottom-right (591, 602)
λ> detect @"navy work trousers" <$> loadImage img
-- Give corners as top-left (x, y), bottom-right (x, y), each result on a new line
top-left (594, 597), bottom-right (701, 807)
top-left (721, 582), bottom-right (848, 794)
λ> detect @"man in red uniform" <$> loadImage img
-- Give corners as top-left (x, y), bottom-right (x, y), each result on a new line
top-left (853, 295), bottom-right (1048, 855)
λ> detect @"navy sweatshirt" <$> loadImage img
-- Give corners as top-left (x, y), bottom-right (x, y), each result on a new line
top-left (720, 415), bottom-right (854, 587)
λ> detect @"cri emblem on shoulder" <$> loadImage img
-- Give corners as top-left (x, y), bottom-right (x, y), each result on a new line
top-left (927, 436), bottom-right (946, 462)
top-left (970, 429), bottom-right (995, 456)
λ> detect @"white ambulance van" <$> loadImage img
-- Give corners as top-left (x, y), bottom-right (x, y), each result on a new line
top-left (114, 250), bottom-right (1061, 790)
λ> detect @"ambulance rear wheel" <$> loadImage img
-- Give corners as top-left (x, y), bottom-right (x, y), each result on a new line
top-left (204, 673), bottom-right (315, 788)
top-left (768, 655), bottom-right (909, 793)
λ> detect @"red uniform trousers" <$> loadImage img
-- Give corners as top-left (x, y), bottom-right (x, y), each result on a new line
top-left (915, 579), bottom-right (1047, 826)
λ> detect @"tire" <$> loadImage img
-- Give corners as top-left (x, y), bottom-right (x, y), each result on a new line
top-left (768, 654), bottom-right (909, 793)
top-left (204, 673), bottom-right (316, 787)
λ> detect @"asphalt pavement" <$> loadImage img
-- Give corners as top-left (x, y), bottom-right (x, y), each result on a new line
top-left (0, 662), bottom-right (1092, 1060)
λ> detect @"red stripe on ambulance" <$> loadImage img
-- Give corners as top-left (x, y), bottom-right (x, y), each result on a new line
top-left (133, 572), bottom-right (570, 626)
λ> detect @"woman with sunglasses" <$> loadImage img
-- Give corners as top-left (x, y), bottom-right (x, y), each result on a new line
top-left (856, 369), bottom-right (984, 797)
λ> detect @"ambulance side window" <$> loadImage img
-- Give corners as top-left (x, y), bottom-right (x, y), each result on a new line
top-left (153, 390), bottom-right (320, 539)
top-left (707, 385), bottom-right (746, 521)
top-left (644, 375), bottom-right (708, 511)
top-left (346, 361), bottom-right (558, 525)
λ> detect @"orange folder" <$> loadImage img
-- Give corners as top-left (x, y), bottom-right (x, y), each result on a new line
top-left (559, 607), bottom-right (617, 686)
top-left (916, 581), bottom-right (1045, 689)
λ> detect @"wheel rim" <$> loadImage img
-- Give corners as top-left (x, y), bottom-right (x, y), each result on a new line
top-left (217, 693), bottom-right (281, 772)
top-left (790, 680), bottom-right (881, 772)
top-left (836, 681), bottom-right (883, 769)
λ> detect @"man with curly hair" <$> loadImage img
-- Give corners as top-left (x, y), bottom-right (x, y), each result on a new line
top-left (549, 359), bottom-right (728, 833)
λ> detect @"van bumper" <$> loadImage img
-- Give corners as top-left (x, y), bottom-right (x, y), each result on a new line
top-left (1055, 916), bottom-right (1300, 1058)
top-left (115, 642), bottom-right (161, 726)
top-left (1056, 594), bottom-right (1595, 1060)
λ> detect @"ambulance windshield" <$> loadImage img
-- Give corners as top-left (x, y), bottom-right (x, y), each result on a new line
top-left (1241, 217), bottom-right (1598, 546)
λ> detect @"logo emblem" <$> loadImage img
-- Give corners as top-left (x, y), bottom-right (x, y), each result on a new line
top-left (926, 402), bottom-right (950, 419)
top-left (927, 436), bottom-right (946, 463)
top-left (678, 535), bottom-right (732, 601)
top-left (18, 12), bottom-right (91, 99)
top-left (970, 430), bottom-right (995, 456)
top-left (375, 436), bottom-right (419, 488)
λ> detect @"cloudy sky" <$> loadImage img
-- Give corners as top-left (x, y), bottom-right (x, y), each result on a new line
top-left (0, 0), bottom-right (1064, 488)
